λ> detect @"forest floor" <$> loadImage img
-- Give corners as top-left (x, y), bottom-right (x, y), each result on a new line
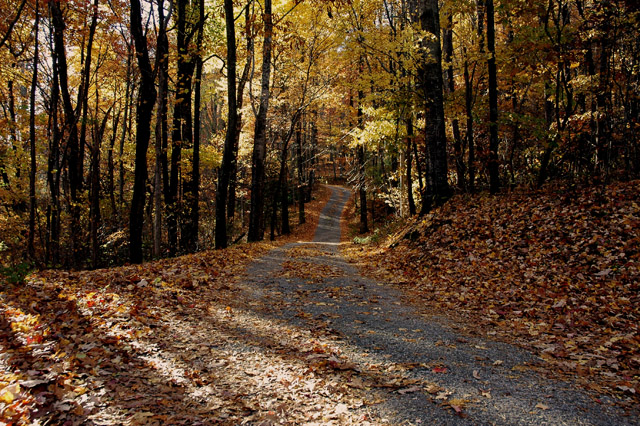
top-left (0, 182), bottom-right (638, 425)
top-left (341, 180), bottom-right (640, 412)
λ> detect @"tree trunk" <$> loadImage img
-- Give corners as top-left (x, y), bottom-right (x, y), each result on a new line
top-left (538, 78), bottom-right (555, 188)
top-left (464, 52), bottom-right (475, 193)
top-left (296, 119), bottom-right (306, 225)
top-left (418, 0), bottom-right (450, 214)
top-left (153, 0), bottom-right (169, 258)
top-left (172, 0), bottom-right (197, 254)
top-left (486, 0), bottom-right (500, 194)
top-left (228, 3), bottom-right (254, 221)
top-left (273, 111), bottom-right (302, 239)
top-left (405, 117), bottom-right (416, 216)
top-left (189, 0), bottom-right (205, 252)
top-left (309, 116), bottom-right (318, 191)
top-left (412, 137), bottom-right (424, 193)
top-left (51, 0), bottom-right (82, 265)
top-left (47, 40), bottom-right (62, 266)
top-left (357, 89), bottom-right (368, 233)
top-left (28, 0), bottom-right (40, 260)
top-left (108, 106), bottom-right (120, 228)
top-left (281, 159), bottom-right (290, 234)
top-left (77, 0), bottom-right (100, 192)
top-left (8, 79), bottom-right (19, 183)
top-left (357, 145), bottom-right (368, 233)
top-left (90, 103), bottom-right (110, 269)
top-left (270, 138), bottom-right (286, 241)
top-left (119, 47), bottom-right (133, 211)
top-left (596, 40), bottom-right (611, 175)
top-left (129, 0), bottom-right (158, 264)
top-left (443, 14), bottom-right (465, 191)
top-left (215, 0), bottom-right (238, 249)
top-left (248, 0), bottom-right (273, 242)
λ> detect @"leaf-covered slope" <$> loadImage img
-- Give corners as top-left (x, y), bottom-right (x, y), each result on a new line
top-left (342, 180), bottom-right (640, 406)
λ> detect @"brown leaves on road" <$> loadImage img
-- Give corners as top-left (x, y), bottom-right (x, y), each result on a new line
top-left (342, 180), bottom-right (640, 408)
top-left (276, 259), bottom-right (345, 284)
top-left (0, 185), bottom-right (382, 425)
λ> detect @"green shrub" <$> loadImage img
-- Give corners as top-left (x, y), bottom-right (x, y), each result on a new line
top-left (1, 262), bottom-right (33, 285)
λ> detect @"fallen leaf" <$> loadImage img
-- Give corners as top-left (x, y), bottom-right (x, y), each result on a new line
top-left (436, 391), bottom-right (452, 400)
top-left (0, 385), bottom-right (19, 403)
top-left (398, 385), bottom-right (422, 395)
top-left (334, 403), bottom-right (349, 415)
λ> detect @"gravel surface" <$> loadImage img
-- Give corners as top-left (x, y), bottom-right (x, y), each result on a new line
top-left (242, 186), bottom-right (638, 425)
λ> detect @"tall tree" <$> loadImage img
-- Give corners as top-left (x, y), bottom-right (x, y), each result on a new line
top-left (129, 0), bottom-right (158, 263)
top-left (50, 0), bottom-right (83, 263)
top-left (443, 12), bottom-right (465, 191)
top-left (357, 90), bottom-right (368, 233)
top-left (174, 0), bottom-right (201, 253)
top-left (248, 0), bottom-right (273, 242)
top-left (77, 0), bottom-right (100, 191)
top-left (215, 0), bottom-right (238, 249)
top-left (190, 0), bottom-right (205, 252)
top-left (405, 116), bottom-right (416, 215)
top-left (28, 0), bottom-right (40, 260)
top-left (153, 0), bottom-right (170, 258)
top-left (89, 101), bottom-right (111, 268)
top-left (418, 0), bottom-right (450, 213)
top-left (463, 47), bottom-right (476, 192)
top-left (46, 24), bottom-right (62, 266)
top-left (228, 1), bottom-right (255, 223)
top-left (297, 119), bottom-right (307, 226)
top-left (486, 0), bottom-right (500, 193)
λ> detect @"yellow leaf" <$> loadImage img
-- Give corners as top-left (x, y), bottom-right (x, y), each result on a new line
top-left (0, 384), bottom-right (20, 403)
top-left (0, 389), bottom-right (15, 403)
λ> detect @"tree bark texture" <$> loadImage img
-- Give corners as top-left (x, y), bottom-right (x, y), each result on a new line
top-left (51, 0), bottom-right (83, 264)
top-left (486, 0), bottom-right (500, 194)
top-left (189, 0), bottom-right (205, 253)
top-left (129, 0), bottom-right (157, 263)
top-left (405, 118), bottom-right (416, 216)
top-left (215, 0), bottom-right (238, 249)
top-left (28, 0), bottom-right (40, 260)
top-left (296, 120), bottom-right (306, 226)
top-left (443, 14), bottom-right (465, 191)
top-left (418, 0), bottom-right (450, 214)
top-left (153, 0), bottom-right (169, 258)
top-left (228, 3), bottom-right (254, 221)
top-left (357, 90), bottom-right (368, 233)
top-left (248, 0), bottom-right (273, 242)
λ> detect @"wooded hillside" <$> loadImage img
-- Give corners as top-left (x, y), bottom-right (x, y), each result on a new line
top-left (342, 179), bottom-right (640, 407)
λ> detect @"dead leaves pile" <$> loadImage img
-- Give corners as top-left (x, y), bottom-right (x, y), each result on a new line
top-left (342, 180), bottom-right (640, 408)
top-left (276, 260), bottom-right (345, 284)
top-left (0, 186), bottom-right (370, 425)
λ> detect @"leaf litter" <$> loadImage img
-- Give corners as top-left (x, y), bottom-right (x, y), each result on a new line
top-left (341, 180), bottom-right (640, 410)
top-left (0, 186), bottom-right (381, 425)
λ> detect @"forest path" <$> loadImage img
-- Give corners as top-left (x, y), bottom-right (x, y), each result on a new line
top-left (238, 185), bottom-right (635, 425)
top-left (5, 186), bottom-right (637, 425)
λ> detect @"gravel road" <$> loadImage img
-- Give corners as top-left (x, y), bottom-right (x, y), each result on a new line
top-left (243, 186), bottom-right (638, 425)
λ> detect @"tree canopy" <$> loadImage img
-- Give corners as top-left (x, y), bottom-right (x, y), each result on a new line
top-left (0, 0), bottom-right (638, 268)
